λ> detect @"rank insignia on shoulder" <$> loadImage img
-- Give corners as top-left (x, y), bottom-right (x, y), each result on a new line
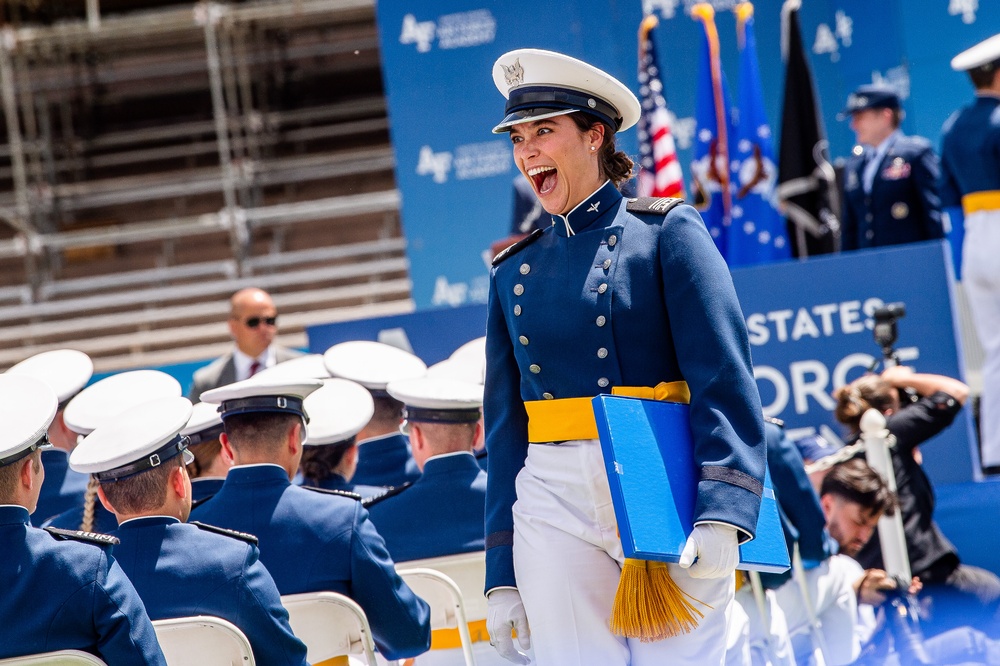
top-left (626, 197), bottom-right (684, 216)
top-left (44, 526), bottom-right (119, 547)
top-left (492, 228), bottom-right (543, 267)
top-left (361, 482), bottom-right (414, 509)
top-left (303, 486), bottom-right (363, 501)
top-left (764, 416), bottom-right (785, 428)
top-left (190, 521), bottom-right (259, 545)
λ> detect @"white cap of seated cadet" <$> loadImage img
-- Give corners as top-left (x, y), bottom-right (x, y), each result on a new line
top-left (387, 377), bottom-right (484, 427)
top-left (6, 349), bottom-right (94, 406)
top-left (304, 378), bottom-right (375, 446)
top-left (180, 400), bottom-right (225, 446)
top-left (252, 354), bottom-right (330, 382)
top-left (323, 341), bottom-right (427, 392)
top-left (63, 370), bottom-right (182, 436)
top-left (71, 396), bottom-right (193, 482)
top-left (0, 375), bottom-right (57, 467)
top-left (200, 377), bottom-right (323, 425)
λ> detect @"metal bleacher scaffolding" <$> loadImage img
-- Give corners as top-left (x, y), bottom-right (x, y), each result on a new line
top-left (0, 0), bottom-right (414, 373)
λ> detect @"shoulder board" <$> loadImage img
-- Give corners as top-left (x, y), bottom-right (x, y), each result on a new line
top-left (302, 486), bottom-right (362, 501)
top-left (764, 416), bottom-right (785, 428)
top-left (626, 197), bottom-right (685, 216)
top-left (190, 521), bottom-right (258, 545)
top-left (361, 482), bottom-right (414, 509)
top-left (44, 526), bottom-right (119, 547)
top-left (492, 229), bottom-right (543, 267)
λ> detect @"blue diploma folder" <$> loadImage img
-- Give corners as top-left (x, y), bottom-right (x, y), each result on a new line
top-left (592, 395), bottom-right (790, 573)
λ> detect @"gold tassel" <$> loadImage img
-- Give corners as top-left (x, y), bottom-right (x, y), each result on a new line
top-left (610, 558), bottom-right (710, 642)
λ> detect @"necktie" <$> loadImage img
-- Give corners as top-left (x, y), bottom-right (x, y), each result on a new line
top-left (249, 360), bottom-right (261, 378)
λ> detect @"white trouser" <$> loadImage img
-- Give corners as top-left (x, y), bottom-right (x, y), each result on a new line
top-left (512, 439), bottom-right (734, 666)
top-left (773, 555), bottom-right (870, 666)
top-left (726, 597), bottom-right (751, 666)
top-left (963, 210), bottom-right (1000, 467)
top-left (735, 586), bottom-right (795, 666)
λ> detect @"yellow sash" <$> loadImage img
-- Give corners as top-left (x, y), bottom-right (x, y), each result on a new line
top-left (962, 190), bottom-right (1000, 215)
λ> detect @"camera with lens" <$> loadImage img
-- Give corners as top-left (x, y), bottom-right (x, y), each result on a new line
top-left (873, 302), bottom-right (906, 366)
top-left (882, 575), bottom-right (931, 666)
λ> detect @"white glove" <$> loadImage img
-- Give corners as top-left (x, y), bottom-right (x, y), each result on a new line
top-left (487, 588), bottom-right (531, 664)
top-left (678, 522), bottom-right (740, 579)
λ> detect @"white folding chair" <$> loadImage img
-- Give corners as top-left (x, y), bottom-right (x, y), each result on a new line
top-left (281, 591), bottom-right (378, 666)
top-left (398, 551), bottom-right (487, 627)
top-left (152, 616), bottom-right (254, 666)
top-left (0, 651), bottom-right (107, 665)
top-left (396, 568), bottom-right (475, 666)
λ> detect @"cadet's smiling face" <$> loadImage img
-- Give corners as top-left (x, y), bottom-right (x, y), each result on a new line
top-left (509, 114), bottom-right (604, 216)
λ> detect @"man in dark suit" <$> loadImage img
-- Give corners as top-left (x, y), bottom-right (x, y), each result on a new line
top-left (189, 288), bottom-right (301, 401)
top-left (839, 84), bottom-right (944, 251)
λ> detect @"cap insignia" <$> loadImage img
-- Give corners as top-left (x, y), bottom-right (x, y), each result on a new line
top-left (502, 58), bottom-right (524, 88)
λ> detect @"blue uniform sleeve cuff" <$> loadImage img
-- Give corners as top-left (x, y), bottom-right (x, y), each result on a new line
top-left (485, 541), bottom-right (517, 592)
top-left (694, 477), bottom-right (763, 544)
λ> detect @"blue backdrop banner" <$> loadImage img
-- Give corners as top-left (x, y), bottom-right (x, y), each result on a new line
top-left (731, 240), bottom-right (977, 485)
top-left (374, 0), bottom-right (999, 309)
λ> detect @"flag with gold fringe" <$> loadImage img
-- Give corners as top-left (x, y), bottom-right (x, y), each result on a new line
top-left (691, 3), bottom-right (735, 258)
top-left (728, 3), bottom-right (792, 266)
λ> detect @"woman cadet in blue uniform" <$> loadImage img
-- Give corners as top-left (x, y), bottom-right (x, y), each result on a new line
top-left (483, 49), bottom-right (766, 666)
top-left (70, 395), bottom-right (309, 666)
top-left (0, 375), bottom-right (165, 664)
top-left (300, 377), bottom-right (387, 499)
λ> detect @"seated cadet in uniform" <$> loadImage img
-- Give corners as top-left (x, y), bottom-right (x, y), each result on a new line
top-left (324, 341), bottom-right (426, 487)
top-left (299, 377), bottom-right (387, 499)
top-left (6, 349), bottom-right (94, 524)
top-left (191, 377), bottom-right (432, 661)
top-left (71, 395), bottom-right (309, 666)
top-left (180, 400), bottom-right (231, 503)
top-left (44, 370), bottom-right (182, 534)
top-left (366, 377), bottom-right (487, 563)
top-left (426, 337), bottom-right (489, 471)
top-left (0, 375), bottom-right (166, 664)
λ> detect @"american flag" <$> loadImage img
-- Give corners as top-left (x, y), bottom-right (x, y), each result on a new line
top-left (637, 15), bottom-right (684, 199)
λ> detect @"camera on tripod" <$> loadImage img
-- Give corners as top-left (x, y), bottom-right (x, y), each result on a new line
top-left (873, 302), bottom-right (906, 366)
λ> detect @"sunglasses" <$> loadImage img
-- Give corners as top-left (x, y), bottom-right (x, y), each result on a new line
top-left (243, 316), bottom-right (277, 328)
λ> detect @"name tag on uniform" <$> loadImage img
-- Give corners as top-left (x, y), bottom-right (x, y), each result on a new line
top-left (592, 395), bottom-right (790, 573)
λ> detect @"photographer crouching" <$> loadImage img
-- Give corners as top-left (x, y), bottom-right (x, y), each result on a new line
top-left (834, 364), bottom-right (1000, 639)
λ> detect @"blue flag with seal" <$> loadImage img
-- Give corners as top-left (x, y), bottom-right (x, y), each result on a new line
top-left (729, 3), bottom-right (792, 267)
top-left (691, 4), bottom-right (735, 257)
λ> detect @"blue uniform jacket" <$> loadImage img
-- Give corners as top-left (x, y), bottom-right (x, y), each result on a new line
top-left (484, 181), bottom-right (766, 591)
top-left (34, 449), bottom-right (89, 524)
top-left (112, 515), bottom-right (308, 666)
top-left (190, 464), bottom-right (431, 660)
top-left (352, 432), bottom-right (421, 488)
top-left (0, 505), bottom-right (165, 663)
top-left (940, 95), bottom-right (1000, 206)
top-left (43, 496), bottom-right (118, 534)
top-left (841, 132), bottom-right (943, 251)
top-left (191, 477), bottom-right (225, 503)
top-left (301, 472), bottom-right (386, 501)
top-left (367, 452), bottom-right (487, 563)
top-left (757, 422), bottom-right (835, 589)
